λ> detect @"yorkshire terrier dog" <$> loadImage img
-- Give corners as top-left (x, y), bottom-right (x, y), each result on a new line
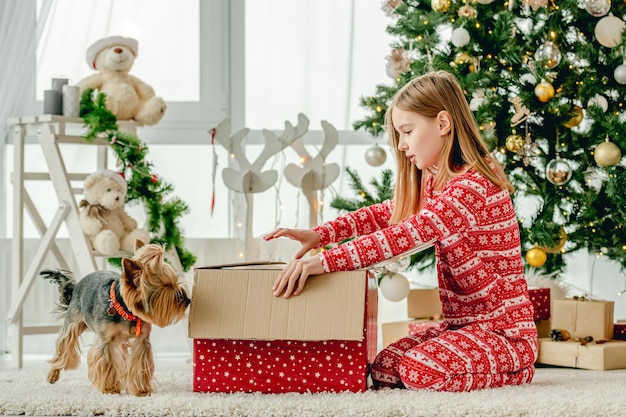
top-left (41, 240), bottom-right (190, 396)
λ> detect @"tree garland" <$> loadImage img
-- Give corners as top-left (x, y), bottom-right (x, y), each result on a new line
top-left (79, 89), bottom-right (196, 271)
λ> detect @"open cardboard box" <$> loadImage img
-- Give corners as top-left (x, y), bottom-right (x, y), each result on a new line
top-left (188, 262), bottom-right (377, 393)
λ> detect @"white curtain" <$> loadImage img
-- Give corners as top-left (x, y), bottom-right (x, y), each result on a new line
top-left (0, 0), bottom-right (39, 142)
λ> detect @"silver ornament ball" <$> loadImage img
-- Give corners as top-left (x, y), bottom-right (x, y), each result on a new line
top-left (545, 158), bottom-right (572, 185)
top-left (365, 145), bottom-right (387, 166)
top-left (534, 42), bottom-right (562, 69)
top-left (614, 64), bottom-right (626, 85)
top-left (584, 0), bottom-right (611, 17)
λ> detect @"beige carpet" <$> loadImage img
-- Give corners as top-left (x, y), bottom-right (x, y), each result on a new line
top-left (1, 360), bottom-right (625, 417)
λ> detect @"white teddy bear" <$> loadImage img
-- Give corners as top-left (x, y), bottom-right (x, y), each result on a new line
top-left (77, 35), bottom-right (167, 125)
top-left (79, 169), bottom-right (151, 255)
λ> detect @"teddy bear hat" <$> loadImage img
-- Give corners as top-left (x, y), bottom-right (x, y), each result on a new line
top-left (86, 35), bottom-right (139, 69)
top-left (88, 169), bottom-right (128, 194)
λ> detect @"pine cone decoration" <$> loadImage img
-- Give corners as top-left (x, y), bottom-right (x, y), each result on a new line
top-left (549, 328), bottom-right (571, 341)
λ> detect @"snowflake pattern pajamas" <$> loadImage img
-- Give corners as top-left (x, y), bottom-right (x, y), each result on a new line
top-left (313, 170), bottom-right (538, 392)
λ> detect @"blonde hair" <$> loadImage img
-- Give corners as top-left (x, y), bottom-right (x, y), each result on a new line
top-left (385, 70), bottom-right (513, 224)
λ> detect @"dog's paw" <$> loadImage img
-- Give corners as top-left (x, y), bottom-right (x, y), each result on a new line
top-left (47, 368), bottom-right (60, 384)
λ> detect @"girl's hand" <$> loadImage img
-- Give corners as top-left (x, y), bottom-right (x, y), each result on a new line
top-left (273, 255), bottom-right (324, 298)
top-left (263, 228), bottom-right (321, 259)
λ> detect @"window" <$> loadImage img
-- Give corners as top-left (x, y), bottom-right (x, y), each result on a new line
top-left (242, 0), bottom-right (393, 131)
top-left (6, 0), bottom-right (396, 240)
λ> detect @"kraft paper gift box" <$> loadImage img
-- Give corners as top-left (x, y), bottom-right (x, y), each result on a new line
top-left (406, 288), bottom-right (443, 319)
top-left (382, 319), bottom-right (444, 347)
top-left (188, 262), bottom-right (378, 394)
top-left (550, 298), bottom-right (614, 341)
top-left (537, 338), bottom-right (626, 370)
top-left (528, 287), bottom-right (550, 321)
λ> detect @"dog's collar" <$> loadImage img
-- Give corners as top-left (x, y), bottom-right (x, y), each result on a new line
top-left (109, 281), bottom-right (142, 336)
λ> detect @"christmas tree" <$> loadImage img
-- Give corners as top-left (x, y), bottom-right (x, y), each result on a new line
top-left (351, 0), bottom-right (626, 274)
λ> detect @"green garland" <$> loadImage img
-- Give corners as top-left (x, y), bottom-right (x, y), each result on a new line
top-left (79, 89), bottom-right (196, 271)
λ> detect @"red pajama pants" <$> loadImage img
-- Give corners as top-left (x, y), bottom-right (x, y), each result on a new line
top-left (371, 324), bottom-right (538, 392)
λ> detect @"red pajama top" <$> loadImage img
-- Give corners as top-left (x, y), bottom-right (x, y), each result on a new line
top-left (314, 169), bottom-right (537, 339)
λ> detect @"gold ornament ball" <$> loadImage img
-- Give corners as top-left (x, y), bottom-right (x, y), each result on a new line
top-left (541, 227), bottom-right (567, 254)
top-left (458, 5), bottom-right (477, 18)
top-left (431, 0), bottom-right (451, 12)
top-left (534, 81), bottom-right (555, 103)
top-left (562, 105), bottom-right (584, 128)
top-left (526, 246), bottom-right (547, 267)
top-left (506, 134), bottom-right (524, 152)
top-left (455, 52), bottom-right (472, 65)
top-left (594, 140), bottom-right (622, 167)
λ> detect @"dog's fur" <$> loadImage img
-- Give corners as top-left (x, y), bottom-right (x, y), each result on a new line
top-left (41, 240), bottom-right (190, 396)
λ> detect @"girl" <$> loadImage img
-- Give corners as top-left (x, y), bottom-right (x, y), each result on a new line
top-left (264, 71), bottom-right (538, 392)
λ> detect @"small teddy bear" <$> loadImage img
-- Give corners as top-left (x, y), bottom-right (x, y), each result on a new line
top-left (76, 35), bottom-right (167, 125)
top-left (79, 169), bottom-right (151, 255)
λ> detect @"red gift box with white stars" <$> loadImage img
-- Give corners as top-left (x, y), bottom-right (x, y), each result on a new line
top-left (528, 287), bottom-right (550, 321)
top-left (189, 263), bottom-right (378, 393)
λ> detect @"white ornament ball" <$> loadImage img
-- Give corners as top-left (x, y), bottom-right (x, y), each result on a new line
top-left (386, 61), bottom-right (397, 79)
top-left (365, 145), bottom-right (387, 166)
top-left (587, 94), bottom-right (609, 112)
top-left (476, 0), bottom-right (495, 3)
top-left (451, 27), bottom-right (470, 48)
top-left (594, 15), bottom-right (626, 48)
top-left (614, 63), bottom-right (626, 85)
top-left (379, 273), bottom-right (410, 302)
top-left (519, 73), bottom-right (537, 85)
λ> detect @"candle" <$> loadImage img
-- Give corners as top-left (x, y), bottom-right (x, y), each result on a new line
top-left (62, 85), bottom-right (80, 118)
top-left (43, 89), bottom-right (62, 115)
top-left (51, 77), bottom-right (69, 92)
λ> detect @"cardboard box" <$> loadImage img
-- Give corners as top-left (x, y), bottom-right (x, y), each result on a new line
top-left (382, 319), bottom-right (443, 347)
top-left (537, 338), bottom-right (626, 370)
top-left (528, 288), bottom-right (550, 321)
top-left (188, 263), bottom-right (377, 393)
top-left (407, 288), bottom-right (443, 319)
top-left (550, 298), bottom-right (614, 341)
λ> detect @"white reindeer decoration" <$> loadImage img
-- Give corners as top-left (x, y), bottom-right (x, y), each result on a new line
top-left (284, 115), bottom-right (340, 228)
top-left (212, 116), bottom-right (308, 259)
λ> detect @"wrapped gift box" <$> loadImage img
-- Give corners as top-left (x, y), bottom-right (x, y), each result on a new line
top-left (382, 319), bottom-right (444, 347)
top-left (407, 288), bottom-right (442, 319)
top-left (537, 338), bottom-right (626, 370)
top-left (614, 321), bottom-right (626, 341)
top-left (550, 298), bottom-right (614, 341)
top-left (535, 319), bottom-right (550, 338)
top-left (528, 287), bottom-right (550, 321)
top-left (188, 262), bottom-right (377, 393)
